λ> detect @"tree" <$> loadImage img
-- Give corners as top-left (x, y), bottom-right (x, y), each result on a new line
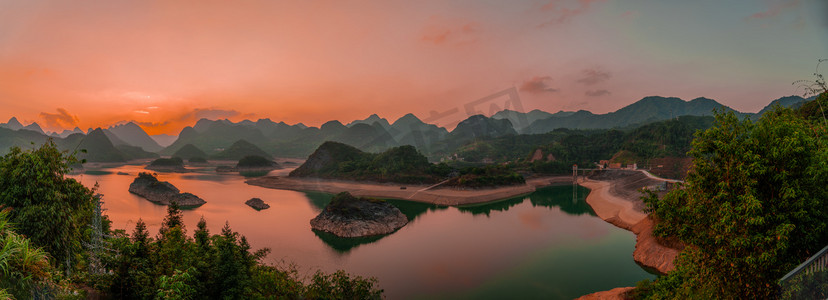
top-left (643, 109), bottom-right (828, 298)
top-left (0, 141), bottom-right (95, 272)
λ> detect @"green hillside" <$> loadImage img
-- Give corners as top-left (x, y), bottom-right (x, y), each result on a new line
top-left (211, 139), bottom-right (272, 160)
top-left (116, 144), bottom-right (160, 160)
top-left (172, 144), bottom-right (208, 160)
top-left (64, 128), bottom-right (126, 162)
top-left (290, 141), bottom-right (437, 184)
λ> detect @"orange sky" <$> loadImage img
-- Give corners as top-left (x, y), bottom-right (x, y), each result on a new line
top-left (1, 1), bottom-right (826, 135)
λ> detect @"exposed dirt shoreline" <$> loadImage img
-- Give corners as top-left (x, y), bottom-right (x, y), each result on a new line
top-left (577, 170), bottom-right (683, 300)
top-left (245, 175), bottom-right (574, 206)
top-left (245, 171), bottom-right (681, 300)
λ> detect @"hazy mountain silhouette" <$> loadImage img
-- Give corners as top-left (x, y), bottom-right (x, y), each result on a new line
top-left (150, 134), bottom-right (178, 148)
top-left (108, 122), bottom-right (163, 152)
top-left (172, 144), bottom-right (208, 160)
top-left (525, 96), bottom-right (738, 134)
top-left (347, 114), bottom-right (392, 129)
top-left (211, 139), bottom-right (272, 160)
top-left (161, 119), bottom-right (270, 156)
top-left (64, 128), bottom-right (126, 162)
top-left (491, 109), bottom-right (571, 132)
top-left (21, 122), bottom-right (45, 135)
top-left (389, 113), bottom-right (448, 152)
top-left (1, 94), bottom-right (813, 161)
top-left (0, 117), bottom-right (24, 131)
top-left (58, 127), bottom-right (83, 138)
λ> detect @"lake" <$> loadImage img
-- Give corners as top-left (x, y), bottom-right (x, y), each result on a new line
top-left (71, 162), bottom-right (654, 299)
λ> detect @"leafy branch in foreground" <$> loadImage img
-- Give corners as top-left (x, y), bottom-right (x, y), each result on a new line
top-left (639, 108), bottom-right (827, 299)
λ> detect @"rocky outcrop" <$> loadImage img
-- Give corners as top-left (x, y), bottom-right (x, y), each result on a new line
top-left (128, 173), bottom-right (206, 207)
top-left (245, 198), bottom-right (270, 210)
top-left (310, 192), bottom-right (408, 238)
top-left (631, 216), bottom-right (683, 274)
top-left (575, 287), bottom-right (634, 300)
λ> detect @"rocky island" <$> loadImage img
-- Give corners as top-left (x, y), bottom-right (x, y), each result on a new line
top-left (128, 172), bottom-right (206, 207)
top-left (145, 157), bottom-right (188, 173)
top-left (245, 197), bottom-right (270, 210)
top-left (310, 192), bottom-right (408, 238)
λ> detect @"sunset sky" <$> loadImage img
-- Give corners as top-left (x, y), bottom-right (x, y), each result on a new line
top-left (1, 0), bottom-right (826, 135)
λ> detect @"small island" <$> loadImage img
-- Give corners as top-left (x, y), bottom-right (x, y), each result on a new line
top-left (145, 157), bottom-right (188, 173)
top-left (128, 172), bottom-right (206, 207)
top-left (216, 155), bottom-right (280, 173)
top-left (310, 192), bottom-right (408, 238)
top-left (245, 197), bottom-right (270, 210)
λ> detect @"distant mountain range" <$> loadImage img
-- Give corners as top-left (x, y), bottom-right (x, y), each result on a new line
top-left (0, 95), bottom-right (813, 162)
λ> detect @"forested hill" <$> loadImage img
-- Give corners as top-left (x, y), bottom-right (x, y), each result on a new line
top-left (289, 141), bottom-right (441, 184)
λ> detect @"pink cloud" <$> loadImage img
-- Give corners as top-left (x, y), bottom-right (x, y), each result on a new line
top-left (747, 0), bottom-right (800, 20)
top-left (421, 16), bottom-right (479, 46)
top-left (520, 76), bottom-right (559, 94)
top-left (576, 68), bottom-right (611, 85)
top-left (538, 0), bottom-right (607, 27)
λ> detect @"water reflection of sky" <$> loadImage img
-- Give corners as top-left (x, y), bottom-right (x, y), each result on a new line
top-left (70, 165), bottom-right (653, 300)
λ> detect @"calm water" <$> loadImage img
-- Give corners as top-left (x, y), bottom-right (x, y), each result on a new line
top-left (72, 162), bottom-right (653, 299)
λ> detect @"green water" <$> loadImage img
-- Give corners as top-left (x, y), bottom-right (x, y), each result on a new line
top-left (73, 165), bottom-right (654, 299)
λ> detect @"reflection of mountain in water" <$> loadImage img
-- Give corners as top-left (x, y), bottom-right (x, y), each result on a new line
top-left (528, 185), bottom-right (595, 216)
top-left (305, 192), bottom-right (448, 253)
top-left (307, 186), bottom-right (592, 252)
top-left (457, 185), bottom-right (595, 216)
top-left (304, 192), bottom-right (447, 221)
top-left (456, 196), bottom-right (525, 216)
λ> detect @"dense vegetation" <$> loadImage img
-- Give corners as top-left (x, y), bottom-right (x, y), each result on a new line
top-left (0, 142), bottom-right (384, 298)
top-left (211, 139), bottom-right (273, 160)
top-left (236, 155), bottom-right (278, 168)
top-left (0, 141), bottom-right (96, 272)
top-left (106, 204), bottom-right (383, 299)
top-left (290, 141), bottom-right (442, 184)
top-left (172, 144), bottom-right (208, 160)
top-left (636, 98), bottom-right (828, 298)
top-left (0, 209), bottom-right (52, 297)
top-left (323, 192), bottom-right (389, 220)
top-left (149, 157), bottom-right (185, 167)
top-left (462, 116), bottom-right (711, 165)
top-left (444, 165), bottom-right (525, 188)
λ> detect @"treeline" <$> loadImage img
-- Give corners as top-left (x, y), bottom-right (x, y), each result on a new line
top-left (450, 116), bottom-right (715, 174)
top-left (291, 141), bottom-right (526, 187)
top-left (104, 204), bottom-right (382, 299)
top-left (443, 165), bottom-right (525, 188)
top-left (632, 93), bottom-right (828, 299)
top-left (0, 141), bottom-right (383, 299)
top-left (290, 141), bottom-right (444, 184)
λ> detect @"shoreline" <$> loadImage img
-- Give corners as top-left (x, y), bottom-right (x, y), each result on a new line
top-left (246, 170), bottom-right (680, 299)
top-left (245, 175), bottom-right (573, 206)
top-left (576, 171), bottom-right (683, 300)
